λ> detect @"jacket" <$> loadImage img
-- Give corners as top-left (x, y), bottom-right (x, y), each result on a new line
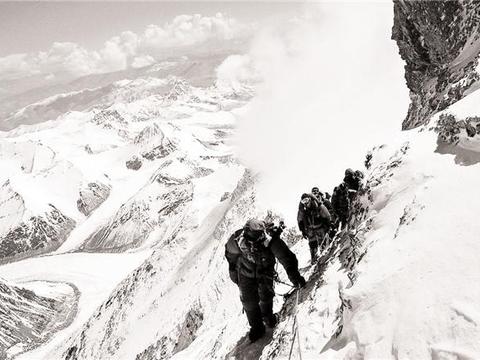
top-left (297, 194), bottom-right (331, 235)
top-left (225, 229), bottom-right (303, 286)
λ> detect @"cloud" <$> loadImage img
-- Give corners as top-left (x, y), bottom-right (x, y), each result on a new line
top-left (215, 54), bottom-right (260, 90)
top-left (131, 55), bottom-right (156, 69)
top-left (235, 2), bottom-right (410, 222)
top-left (0, 13), bottom-right (251, 82)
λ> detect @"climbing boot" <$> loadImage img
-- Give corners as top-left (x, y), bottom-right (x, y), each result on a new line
top-left (248, 324), bottom-right (266, 342)
top-left (263, 313), bottom-right (278, 328)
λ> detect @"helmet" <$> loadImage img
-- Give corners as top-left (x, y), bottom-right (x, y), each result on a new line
top-left (311, 187), bottom-right (319, 193)
top-left (243, 219), bottom-right (266, 242)
top-left (301, 193), bottom-right (310, 200)
top-left (345, 168), bottom-right (354, 176)
top-left (354, 170), bottom-right (364, 179)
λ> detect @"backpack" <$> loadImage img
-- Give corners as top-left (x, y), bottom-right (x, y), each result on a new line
top-left (307, 196), bottom-right (331, 226)
top-left (332, 183), bottom-right (349, 215)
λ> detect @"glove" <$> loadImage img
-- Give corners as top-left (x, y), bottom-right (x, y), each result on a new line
top-left (296, 276), bottom-right (306, 288)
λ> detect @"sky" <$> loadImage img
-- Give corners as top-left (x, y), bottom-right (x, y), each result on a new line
top-left (0, 2), bottom-right (303, 93)
top-left (0, 2), bottom-right (300, 55)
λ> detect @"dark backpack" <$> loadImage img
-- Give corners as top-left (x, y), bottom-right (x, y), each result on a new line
top-left (332, 183), bottom-right (349, 216)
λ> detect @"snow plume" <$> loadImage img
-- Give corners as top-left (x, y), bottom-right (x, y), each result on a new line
top-left (0, 13), bottom-right (251, 82)
top-left (235, 2), bottom-right (410, 223)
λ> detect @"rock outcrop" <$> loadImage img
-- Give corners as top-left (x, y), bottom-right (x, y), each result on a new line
top-left (126, 156), bottom-right (142, 170)
top-left (0, 204), bottom-right (76, 265)
top-left (0, 279), bottom-right (78, 359)
top-left (77, 182), bottom-right (111, 217)
top-left (392, 0), bottom-right (480, 129)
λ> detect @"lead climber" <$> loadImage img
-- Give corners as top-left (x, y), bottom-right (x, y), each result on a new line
top-left (225, 219), bottom-right (306, 342)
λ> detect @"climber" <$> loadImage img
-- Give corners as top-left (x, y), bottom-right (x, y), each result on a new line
top-left (297, 193), bottom-right (332, 263)
top-left (225, 219), bottom-right (306, 343)
top-left (311, 186), bottom-right (323, 202)
top-left (344, 168), bottom-right (364, 194)
top-left (312, 187), bottom-right (335, 219)
top-left (332, 181), bottom-right (350, 228)
top-left (311, 186), bottom-right (337, 235)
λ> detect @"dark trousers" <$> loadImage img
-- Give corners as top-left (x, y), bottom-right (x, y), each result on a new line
top-left (238, 274), bottom-right (274, 329)
top-left (307, 227), bottom-right (328, 261)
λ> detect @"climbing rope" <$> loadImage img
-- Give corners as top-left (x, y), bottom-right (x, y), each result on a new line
top-left (288, 289), bottom-right (303, 360)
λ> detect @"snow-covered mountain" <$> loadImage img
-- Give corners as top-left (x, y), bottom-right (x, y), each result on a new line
top-left (0, 51), bottom-right (253, 358)
top-left (0, 278), bottom-right (77, 359)
top-left (2, 2), bottom-right (480, 359)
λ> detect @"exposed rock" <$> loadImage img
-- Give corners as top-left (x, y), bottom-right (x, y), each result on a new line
top-left (92, 109), bottom-right (128, 128)
top-left (126, 156), bottom-right (142, 170)
top-left (141, 138), bottom-right (176, 161)
top-left (77, 182), bottom-right (111, 216)
top-left (220, 192), bottom-right (231, 202)
top-left (141, 145), bottom-right (171, 161)
top-left (84, 145), bottom-right (93, 154)
top-left (392, 0), bottom-right (480, 129)
top-left (79, 182), bottom-right (193, 252)
top-left (133, 123), bottom-right (164, 145)
top-left (92, 109), bottom-right (129, 138)
top-left (0, 205), bottom-right (76, 265)
top-left (0, 279), bottom-right (78, 359)
top-left (193, 167), bottom-right (214, 178)
top-left (80, 200), bottom-right (155, 252)
top-left (135, 306), bottom-right (204, 360)
top-left (0, 181), bottom-right (26, 238)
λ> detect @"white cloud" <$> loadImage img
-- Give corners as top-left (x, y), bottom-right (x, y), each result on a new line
top-left (131, 55), bottom-right (156, 69)
top-left (0, 54), bottom-right (33, 80)
top-left (0, 13), bottom-right (251, 82)
top-left (235, 2), bottom-right (410, 223)
top-left (215, 54), bottom-right (260, 90)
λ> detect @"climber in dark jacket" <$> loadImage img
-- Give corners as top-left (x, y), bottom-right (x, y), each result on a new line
top-left (312, 187), bottom-right (335, 222)
top-left (312, 187), bottom-right (337, 237)
top-left (344, 169), bottom-right (364, 194)
top-left (332, 182), bottom-right (350, 227)
top-left (225, 219), bottom-right (306, 342)
top-left (297, 193), bottom-right (332, 263)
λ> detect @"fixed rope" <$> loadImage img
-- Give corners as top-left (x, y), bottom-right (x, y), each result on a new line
top-left (288, 289), bottom-right (303, 360)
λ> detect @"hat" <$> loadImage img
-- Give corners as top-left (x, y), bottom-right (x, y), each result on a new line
top-left (345, 168), bottom-right (354, 176)
top-left (243, 219), bottom-right (266, 241)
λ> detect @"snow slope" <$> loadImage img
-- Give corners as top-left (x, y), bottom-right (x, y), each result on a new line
top-left (257, 90), bottom-right (480, 359)
top-left (54, 88), bottom-right (480, 360)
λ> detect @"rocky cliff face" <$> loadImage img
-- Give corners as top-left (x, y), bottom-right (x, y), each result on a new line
top-left (392, 0), bottom-right (480, 129)
top-left (0, 279), bottom-right (78, 359)
top-left (77, 182), bottom-right (111, 217)
top-left (0, 180), bottom-right (76, 265)
top-left (0, 207), bottom-right (76, 264)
